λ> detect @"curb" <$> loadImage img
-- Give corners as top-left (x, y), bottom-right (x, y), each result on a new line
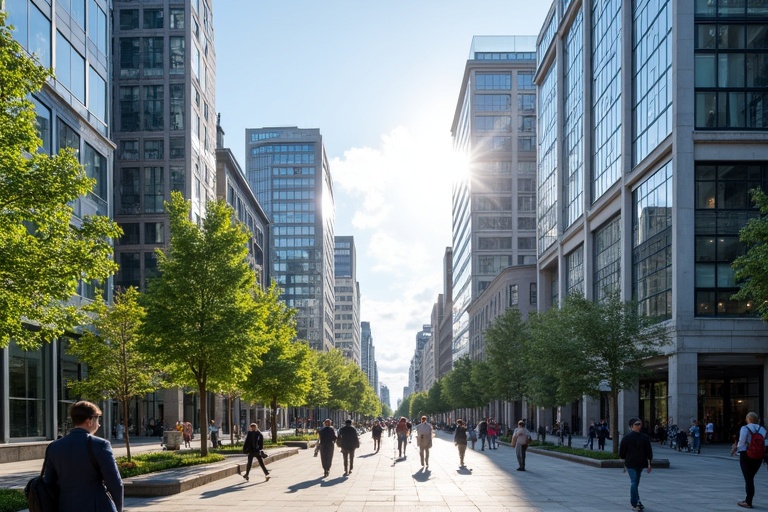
top-left (123, 448), bottom-right (299, 496)
top-left (527, 447), bottom-right (670, 468)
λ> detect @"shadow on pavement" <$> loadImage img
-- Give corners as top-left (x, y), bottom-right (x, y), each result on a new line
top-left (357, 452), bottom-right (377, 459)
top-left (412, 468), bottom-right (431, 482)
top-left (200, 482), bottom-right (249, 499)
top-left (319, 476), bottom-right (346, 487)
top-left (286, 476), bottom-right (324, 493)
top-left (456, 467), bottom-right (473, 475)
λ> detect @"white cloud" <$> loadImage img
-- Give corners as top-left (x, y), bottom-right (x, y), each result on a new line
top-left (331, 125), bottom-right (458, 406)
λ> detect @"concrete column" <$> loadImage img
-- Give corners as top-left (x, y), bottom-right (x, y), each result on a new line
top-left (162, 388), bottom-right (184, 428)
top-left (619, 386), bottom-right (641, 440)
top-left (582, 396), bottom-right (600, 435)
top-left (668, 352), bottom-right (698, 429)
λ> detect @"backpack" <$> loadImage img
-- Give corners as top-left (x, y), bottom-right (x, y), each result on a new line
top-left (746, 425), bottom-right (766, 460)
top-left (24, 445), bottom-right (57, 512)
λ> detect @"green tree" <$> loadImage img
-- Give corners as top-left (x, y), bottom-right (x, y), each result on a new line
top-left (395, 394), bottom-right (411, 419)
top-left (316, 349), bottom-right (354, 411)
top-left (409, 391), bottom-right (428, 419)
top-left (67, 287), bottom-right (161, 460)
top-left (442, 356), bottom-right (483, 410)
top-left (0, 13), bottom-right (120, 349)
top-left (302, 349), bottom-right (330, 417)
top-left (426, 379), bottom-right (450, 415)
top-left (485, 308), bottom-right (531, 402)
top-left (733, 188), bottom-right (768, 320)
top-left (140, 192), bottom-right (267, 456)
top-left (534, 293), bottom-right (670, 453)
top-left (381, 401), bottom-right (393, 418)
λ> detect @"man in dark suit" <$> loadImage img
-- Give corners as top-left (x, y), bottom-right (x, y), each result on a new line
top-left (317, 419), bottom-right (337, 477)
top-left (337, 419), bottom-right (360, 476)
top-left (44, 400), bottom-right (123, 512)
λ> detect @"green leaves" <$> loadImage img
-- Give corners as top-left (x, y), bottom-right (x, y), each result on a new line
top-left (733, 188), bottom-right (768, 320)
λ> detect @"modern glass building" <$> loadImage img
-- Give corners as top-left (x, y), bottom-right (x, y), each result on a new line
top-left (536, 0), bottom-right (768, 437)
top-left (4, 0), bottom-right (113, 444)
top-left (245, 127), bottom-right (336, 352)
top-left (450, 36), bottom-right (539, 362)
top-left (334, 236), bottom-right (360, 365)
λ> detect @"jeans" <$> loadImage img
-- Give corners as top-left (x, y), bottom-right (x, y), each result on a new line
top-left (626, 467), bottom-right (643, 506)
top-left (691, 436), bottom-right (700, 453)
top-left (398, 435), bottom-right (407, 456)
top-left (479, 433), bottom-right (487, 450)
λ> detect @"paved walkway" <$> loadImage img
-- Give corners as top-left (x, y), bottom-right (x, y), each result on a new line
top-left (4, 431), bottom-right (762, 511)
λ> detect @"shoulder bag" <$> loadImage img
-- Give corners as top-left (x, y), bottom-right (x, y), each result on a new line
top-left (24, 444), bottom-right (57, 512)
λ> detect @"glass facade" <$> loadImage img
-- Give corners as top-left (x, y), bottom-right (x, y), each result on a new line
top-left (632, 162), bottom-right (673, 319)
top-left (9, 342), bottom-right (46, 438)
top-left (633, 0), bottom-right (672, 165)
top-left (592, 0), bottom-right (622, 200)
top-left (563, 9), bottom-right (584, 229)
top-left (537, 66), bottom-right (557, 254)
top-left (694, 162), bottom-right (767, 316)
top-left (594, 216), bottom-right (622, 302)
top-left (566, 246), bottom-right (584, 297)
top-left (694, 4), bottom-right (768, 128)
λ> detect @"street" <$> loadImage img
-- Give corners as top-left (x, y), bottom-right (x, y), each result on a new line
top-left (120, 430), bottom-right (755, 511)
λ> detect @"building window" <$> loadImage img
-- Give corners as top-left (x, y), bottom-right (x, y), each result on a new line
top-left (475, 115), bottom-right (512, 131)
top-left (119, 86), bottom-right (140, 131)
top-left (88, 0), bottom-right (108, 55)
top-left (119, 9), bottom-right (139, 30)
top-left (517, 71), bottom-right (535, 90)
top-left (170, 8), bottom-right (185, 29)
top-left (538, 65), bottom-right (558, 254)
top-left (694, 162), bottom-right (766, 316)
top-left (564, 8), bottom-right (584, 228)
top-left (475, 94), bottom-right (511, 112)
top-left (7, 0), bottom-right (52, 68)
top-left (83, 143), bottom-right (107, 203)
top-left (170, 166), bottom-right (185, 194)
top-left (529, 282), bottom-right (537, 304)
top-left (566, 246), bottom-right (584, 297)
top-left (60, 0), bottom-right (85, 29)
top-left (57, 118), bottom-right (80, 156)
top-left (143, 37), bottom-right (164, 77)
top-left (9, 342), bottom-right (46, 438)
top-left (55, 31), bottom-right (85, 103)
top-left (88, 67), bottom-right (107, 123)
top-left (144, 139), bottom-right (163, 160)
top-left (143, 8), bottom-right (164, 29)
top-left (509, 284), bottom-right (519, 307)
top-left (145, 222), bottom-right (164, 244)
top-left (170, 37), bottom-right (185, 74)
top-left (518, 93), bottom-right (536, 113)
top-left (518, 136), bottom-right (536, 151)
top-left (119, 37), bottom-right (140, 78)
top-left (31, 96), bottom-right (51, 154)
top-left (119, 140), bottom-right (139, 160)
top-left (594, 216), bottom-right (621, 302)
top-left (170, 137), bottom-right (185, 158)
top-left (694, 8), bottom-right (768, 129)
top-left (143, 167), bottom-right (164, 213)
top-left (475, 73), bottom-right (511, 90)
top-left (170, 84), bottom-right (185, 130)
top-left (143, 85), bottom-right (164, 131)
top-left (116, 252), bottom-right (141, 289)
top-left (120, 167), bottom-right (141, 214)
top-left (118, 223), bottom-right (140, 245)
top-left (633, 162), bottom-right (673, 319)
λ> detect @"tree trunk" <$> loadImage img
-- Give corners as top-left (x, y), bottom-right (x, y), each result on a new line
top-left (611, 388), bottom-right (620, 454)
top-left (229, 395), bottom-right (235, 445)
top-left (122, 400), bottom-right (132, 461)
top-left (199, 382), bottom-right (208, 457)
top-left (271, 397), bottom-right (278, 444)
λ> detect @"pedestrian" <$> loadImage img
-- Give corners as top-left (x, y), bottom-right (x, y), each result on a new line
top-left (489, 419), bottom-right (499, 449)
top-left (468, 422), bottom-right (478, 450)
top-left (477, 417), bottom-right (489, 451)
top-left (705, 418), bottom-right (714, 443)
top-left (731, 411), bottom-right (766, 509)
top-left (183, 421), bottom-right (193, 448)
top-left (538, 424), bottom-right (546, 443)
top-left (597, 419), bottom-right (609, 451)
top-left (337, 419), bottom-right (360, 476)
top-left (584, 420), bottom-right (596, 450)
top-left (371, 420), bottom-right (383, 452)
top-left (208, 419), bottom-right (220, 448)
top-left (43, 400), bottom-right (123, 512)
top-left (454, 419), bottom-right (468, 467)
top-left (689, 419), bottom-right (701, 454)
top-left (511, 420), bottom-right (530, 471)
top-left (396, 417), bottom-right (409, 458)
top-left (242, 423), bottom-right (270, 482)
top-left (317, 419), bottom-right (337, 477)
top-left (619, 417), bottom-right (653, 511)
top-left (415, 416), bottom-right (434, 468)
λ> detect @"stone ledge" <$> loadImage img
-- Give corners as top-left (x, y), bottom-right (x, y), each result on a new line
top-left (527, 447), bottom-right (670, 468)
top-left (0, 443), bottom-right (48, 463)
top-left (124, 448), bottom-right (298, 497)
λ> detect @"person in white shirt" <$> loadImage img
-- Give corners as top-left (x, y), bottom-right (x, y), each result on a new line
top-left (512, 420), bottom-right (531, 471)
top-left (415, 416), bottom-right (434, 468)
top-left (731, 411), bottom-right (766, 509)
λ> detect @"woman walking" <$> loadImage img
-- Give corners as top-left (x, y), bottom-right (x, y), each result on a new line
top-left (242, 423), bottom-right (270, 482)
top-left (454, 419), bottom-right (468, 467)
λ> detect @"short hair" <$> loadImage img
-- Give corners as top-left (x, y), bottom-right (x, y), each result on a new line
top-left (250, 423), bottom-right (259, 430)
top-left (747, 412), bottom-right (759, 423)
top-left (70, 401), bottom-right (101, 426)
top-left (456, 419), bottom-right (463, 425)
top-left (345, 419), bottom-right (352, 425)
top-left (518, 420), bottom-right (524, 426)
top-left (421, 416), bottom-right (427, 421)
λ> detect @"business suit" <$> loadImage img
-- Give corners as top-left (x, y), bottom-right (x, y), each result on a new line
top-left (44, 427), bottom-right (124, 512)
top-left (318, 425), bottom-right (337, 476)
top-left (242, 429), bottom-right (269, 479)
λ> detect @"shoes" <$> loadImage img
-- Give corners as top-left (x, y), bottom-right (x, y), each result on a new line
top-left (636, 503), bottom-right (644, 510)
top-left (265, 475), bottom-right (270, 481)
top-left (243, 474), bottom-right (249, 481)
top-left (349, 468), bottom-right (353, 473)
top-left (323, 470), bottom-right (329, 477)
top-left (738, 501), bottom-right (753, 509)
top-left (516, 467), bottom-right (525, 471)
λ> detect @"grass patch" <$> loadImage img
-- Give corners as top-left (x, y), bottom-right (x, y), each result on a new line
top-left (532, 442), bottom-right (620, 460)
top-left (116, 450), bottom-right (225, 478)
top-left (0, 489), bottom-right (27, 512)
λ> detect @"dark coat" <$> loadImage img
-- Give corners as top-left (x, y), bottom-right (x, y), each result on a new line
top-left (318, 425), bottom-right (337, 446)
top-left (243, 430), bottom-right (264, 454)
top-left (43, 428), bottom-right (123, 512)
top-left (619, 430), bottom-right (654, 469)
top-left (337, 425), bottom-right (360, 451)
top-left (454, 425), bottom-right (468, 445)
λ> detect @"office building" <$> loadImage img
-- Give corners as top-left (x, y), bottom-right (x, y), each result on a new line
top-left (450, 36), bottom-right (539, 363)
top-left (245, 127), bottom-right (335, 352)
top-left (334, 236), bottom-right (361, 365)
top-left (380, 384), bottom-right (390, 412)
top-left (4, 0), bottom-right (114, 444)
top-left (361, 321), bottom-right (376, 388)
top-left (536, 0), bottom-right (768, 436)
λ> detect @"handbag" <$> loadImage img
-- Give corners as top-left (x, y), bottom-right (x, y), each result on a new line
top-left (259, 450), bottom-right (268, 458)
top-left (24, 444), bottom-right (57, 512)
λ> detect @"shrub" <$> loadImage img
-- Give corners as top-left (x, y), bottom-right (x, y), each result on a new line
top-left (0, 489), bottom-right (27, 512)
top-left (532, 443), bottom-right (620, 460)
top-left (116, 451), bottom-right (225, 478)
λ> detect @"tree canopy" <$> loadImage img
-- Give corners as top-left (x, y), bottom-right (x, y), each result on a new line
top-left (140, 192), bottom-right (267, 455)
top-left (733, 188), bottom-right (768, 320)
top-left (0, 13), bottom-right (120, 349)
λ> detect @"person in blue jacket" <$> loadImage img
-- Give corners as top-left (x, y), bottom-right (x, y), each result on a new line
top-left (44, 400), bottom-right (123, 512)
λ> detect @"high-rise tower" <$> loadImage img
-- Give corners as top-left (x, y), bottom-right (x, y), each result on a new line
top-left (450, 36), bottom-right (539, 362)
top-left (334, 236), bottom-right (360, 364)
top-left (245, 127), bottom-right (335, 351)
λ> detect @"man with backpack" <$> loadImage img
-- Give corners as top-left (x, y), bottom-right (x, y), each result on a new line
top-left (731, 412), bottom-right (766, 509)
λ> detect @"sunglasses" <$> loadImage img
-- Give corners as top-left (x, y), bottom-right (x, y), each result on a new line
top-left (633, 422), bottom-right (642, 426)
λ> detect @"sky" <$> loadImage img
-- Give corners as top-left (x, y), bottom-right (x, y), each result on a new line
top-left (213, 1), bottom-right (552, 408)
